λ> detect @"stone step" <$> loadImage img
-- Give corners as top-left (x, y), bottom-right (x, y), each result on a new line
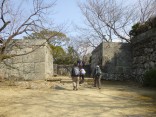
top-left (60, 79), bottom-right (72, 83)
top-left (46, 77), bottom-right (94, 83)
top-left (46, 78), bottom-right (62, 82)
top-left (84, 78), bottom-right (94, 82)
top-left (60, 78), bottom-right (94, 84)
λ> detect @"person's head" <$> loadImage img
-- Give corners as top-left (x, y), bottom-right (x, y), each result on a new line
top-left (74, 63), bottom-right (77, 66)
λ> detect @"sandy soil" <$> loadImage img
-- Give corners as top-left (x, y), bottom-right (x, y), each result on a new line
top-left (0, 79), bottom-right (156, 117)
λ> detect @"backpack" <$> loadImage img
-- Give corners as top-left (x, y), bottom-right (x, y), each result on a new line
top-left (73, 67), bottom-right (80, 76)
top-left (96, 68), bottom-right (102, 76)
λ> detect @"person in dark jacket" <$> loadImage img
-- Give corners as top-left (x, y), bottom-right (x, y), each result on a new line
top-left (93, 65), bottom-right (102, 89)
top-left (71, 63), bottom-right (80, 90)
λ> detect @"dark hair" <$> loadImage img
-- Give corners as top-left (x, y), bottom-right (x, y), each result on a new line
top-left (74, 63), bottom-right (77, 66)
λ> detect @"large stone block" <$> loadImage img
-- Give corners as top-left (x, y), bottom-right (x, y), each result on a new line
top-left (23, 63), bottom-right (35, 74)
top-left (24, 73), bottom-right (36, 80)
top-left (0, 39), bottom-right (53, 80)
top-left (115, 66), bottom-right (123, 73)
top-left (22, 53), bottom-right (34, 63)
top-left (34, 62), bottom-right (45, 73)
top-left (12, 56), bottom-right (23, 63)
top-left (34, 47), bottom-right (45, 62)
top-left (11, 49), bottom-right (26, 63)
top-left (34, 73), bottom-right (45, 80)
top-left (11, 64), bottom-right (24, 77)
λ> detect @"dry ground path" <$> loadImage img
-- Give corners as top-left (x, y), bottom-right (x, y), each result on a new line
top-left (0, 77), bottom-right (156, 117)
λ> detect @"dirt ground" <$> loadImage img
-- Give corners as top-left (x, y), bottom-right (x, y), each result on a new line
top-left (0, 78), bottom-right (156, 117)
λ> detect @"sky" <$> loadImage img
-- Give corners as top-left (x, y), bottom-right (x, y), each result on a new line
top-left (53, 0), bottom-right (86, 36)
top-left (54, 0), bottom-right (84, 25)
top-left (51, 0), bottom-right (134, 37)
top-left (9, 0), bottom-right (135, 40)
top-left (53, 0), bottom-right (132, 25)
top-left (12, 0), bottom-right (86, 39)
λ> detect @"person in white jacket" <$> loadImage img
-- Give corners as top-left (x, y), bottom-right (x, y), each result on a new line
top-left (79, 67), bottom-right (86, 84)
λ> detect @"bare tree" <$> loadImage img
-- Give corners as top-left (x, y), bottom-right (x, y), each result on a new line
top-left (78, 0), bottom-right (156, 45)
top-left (137, 0), bottom-right (156, 23)
top-left (0, 0), bottom-right (58, 61)
top-left (72, 36), bottom-right (92, 61)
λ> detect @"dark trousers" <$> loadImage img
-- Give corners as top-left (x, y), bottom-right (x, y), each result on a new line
top-left (94, 75), bottom-right (101, 88)
top-left (79, 75), bottom-right (84, 84)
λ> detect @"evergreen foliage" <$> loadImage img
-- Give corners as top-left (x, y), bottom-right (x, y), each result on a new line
top-left (143, 69), bottom-right (156, 87)
top-left (129, 16), bottom-right (156, 37)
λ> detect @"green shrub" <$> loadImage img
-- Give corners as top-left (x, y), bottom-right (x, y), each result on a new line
top-left (137, 23), bottom-right (149, 34)
top-left (143, 69), bottom-right (156, 87)
top-left (129, 16), bottom-right (156, 37)
top-left (129, 23), bottom-right (140, 36)
top-left (129, 22), bottom-right (149, 37)
top-left (148, 16), bottom-right (156, 28)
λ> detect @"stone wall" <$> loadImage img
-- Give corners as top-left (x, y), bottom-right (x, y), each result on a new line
top-left (54, 64), bottom-right (72, 76)
top-left (0, 39), bottom-right (53, 80)
top-left (54, 64), bottom-right (91, 77)
top-left (91, 28), bottom-right (156, 82)
top-left (91, 43), bottom-right (103, 73)
top-left (91, 42), bottom-right (132, 80)
top-left (131, 28), bottom-right (156, 83)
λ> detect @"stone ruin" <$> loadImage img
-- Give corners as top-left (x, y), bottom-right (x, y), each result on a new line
top-left (91, 42), bottom-right (132, 80)
top-left (91, 28), bottom-right (156, 82)
top-left (0, 39), bottom-right (53, 80)
top-left (1, 28), bottom-right (155, 83)
top-left (131, 28), bottom-right (156, 83)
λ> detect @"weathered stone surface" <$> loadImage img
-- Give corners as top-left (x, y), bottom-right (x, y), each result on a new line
top-left (0, 39), bottom-right (53, 80)
top-left (33, 47), bottom-right (45, 63)
top-left (23, 63), bottom-right (35, 73)
top-left (24, 73), bottom-right (36, 80)
top-left (34, 73), bottom-right (45, 80)
top-left (12, 56), bottom-right (23, 63)
top-left (34, 62), bottom-right (45, 73)
top-left (22, 53), bottom-right (34, 63)
top-left (91, 42), bottom-right (132, 80)
top-left (91, 28), bottom-right (156, 82)
top-left (131, 28), bottom-right (156, 83)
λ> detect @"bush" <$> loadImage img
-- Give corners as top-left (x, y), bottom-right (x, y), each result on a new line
top-left (148, 16), bottom-right (156, 28)
top-left (129, 23), bottom-right (140, 36)
top-left (143, 69), bottom-right (156, 87)
top-left (137, 23), bottom-right (149, 34)
top-left (129, 22), bottom-right (150, 37)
